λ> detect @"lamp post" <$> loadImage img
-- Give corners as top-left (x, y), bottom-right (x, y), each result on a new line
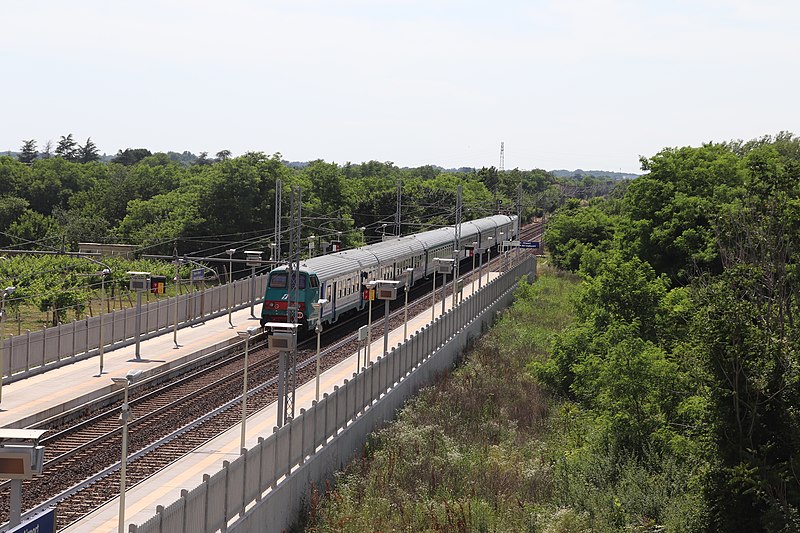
top-left (128, 272), bottom-right (150, 360)
top-left (431, 259), bottom-right (439, 322)
top-left (98, 269), bottom-right (111, 374)
top-left (483, 237), bottom-right (492, 288)
top-left (496, 232), bottom-right (503, 267)
top-left (173, 253), bottom-right (183, 349)
top-left (365, 281), bottom-right (376, 364)
top-left (403, 268), bottom-right (413, 341)
top-left (310, 298), bottom-right (328, 401)
top-left (237, 326), bottom-right (258, 452)
top-left (381, 223), bottom-right (388, 241)
top-left (499, 231), bottom-right (507, 272)
top-left (441, 264), bottom-right (448, 316)
top-left (244, 251), bottom-right (263, 318)
top-left (269, 243), bottom-right (276, 263)
top-left (498, 232), bottom-right (504, 269)
top-left (226, 248), bottom-right (236, 328)
top-left (111, 369), bottom-right (142, 533)
top-left (377, 281), bottom-right (400, 357)
top-left (0, 286), bottom-right (16, 405)
top-left (359, 227), bottom-right (366, 246)
top-left (451, 249), bottom-right (459, 309)
top-left (83, 256), bottom-right (112, 375)
top-left (308, 235), bottom-right (316, 258)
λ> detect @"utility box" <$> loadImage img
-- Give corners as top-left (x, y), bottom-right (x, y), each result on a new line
top-left (128, 272), bottom-right (151, 292)
top-left (0, 429), bottom-right (48, 480)
top-left (0, 445), bottom-right (44, 479)
top-left (436, 259), bottom-right (454, 275)
top-left (358, 325), bottom-right (369, 341)
top-left (244, 250), bottom-right (263, 266)
top-left (377, 286), bottom-right (397, 300)
top-left (269, 332), bottom-right (296, 351)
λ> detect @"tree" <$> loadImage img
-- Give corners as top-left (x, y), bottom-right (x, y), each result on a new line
top-left (0, 197), bottom-right (29, 246)
top-left (112, 148), bottom-right (152, 166)
top-left (117, 188), bottom-right (206, 251)
top-left (41, 140), bottom-right (53, 159)
top-left (544, 203), bottom-right (615, 272)
top-left (215, 149), bottom-right (232, 161)
top-left (195, 152), bottom-right (212, 166)
top-left (52, 207), bottom-right (111, 247)
top-left (18, 140), bottom-right (38, 164)
top-left (78, 137), bottom-right (100, 163)
top-left (55, 134), bottom-right (79, 162)
top-left (696, 144), bottom-right (800, 531)
top-left (5, 209), bottom-right (59, 249)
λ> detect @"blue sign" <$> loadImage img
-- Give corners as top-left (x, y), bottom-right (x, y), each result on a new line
top-left (191, 268), bottom-right (205, 282)
top-left (519, 241), bottom-right (540, 249)
top-left (8, 507), bottom-right (56, 533)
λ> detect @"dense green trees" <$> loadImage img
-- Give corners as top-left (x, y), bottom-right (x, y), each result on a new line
top-left (0, 148), bottom-right (559, 253)
top-left (540, 132), bottom-right (800, 531)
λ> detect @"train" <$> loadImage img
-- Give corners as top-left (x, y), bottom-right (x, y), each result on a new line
top-left (259, 214), bottom-right (519, 330)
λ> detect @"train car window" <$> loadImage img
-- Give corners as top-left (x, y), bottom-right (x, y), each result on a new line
top-left (269, 273), bottom-right (287, 288)
top-left (310, 275), bottom-right (319, 288)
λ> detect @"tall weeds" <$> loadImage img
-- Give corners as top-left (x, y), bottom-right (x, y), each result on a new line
top-left (306, 265), bottom-right (581, 532)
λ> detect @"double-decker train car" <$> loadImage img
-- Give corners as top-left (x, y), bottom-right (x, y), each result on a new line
top-left (260, 214), bottom-right (518, 330)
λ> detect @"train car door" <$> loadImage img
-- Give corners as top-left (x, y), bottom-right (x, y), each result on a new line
top-left (331, 281), bottom-right (338, 322)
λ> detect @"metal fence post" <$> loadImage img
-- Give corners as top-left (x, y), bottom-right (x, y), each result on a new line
top-left (299, 408), bottom-right (306, 466)
top-left (180, 489), bottom-right (189, 533)
top-left (221, 461), bottom-right (230, 532)
top-left (203, 473), bottom-right (211, 532)
top-left (333, 386), bottom-right (340, 435)
top-left (24, 330), bottom-right (30, 372)
top-left (255, 437), bottom-right (264, 502)
top-left (240, 452), bottom-right (247, 518)
top-left (272, 426), bottom-right (279, 489)
top-left (323, 393), bottom-right (329, 444)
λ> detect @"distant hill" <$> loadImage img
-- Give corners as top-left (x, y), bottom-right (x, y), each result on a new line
top-left (550, 169), bottom-right (639, 180)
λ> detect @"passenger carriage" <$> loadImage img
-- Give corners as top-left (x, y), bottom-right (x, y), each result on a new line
top-left (260, 214), bottom-right (518, 331)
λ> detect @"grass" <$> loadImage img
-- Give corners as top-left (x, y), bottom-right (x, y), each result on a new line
top-left (305, 264), bottom-right (583, 532)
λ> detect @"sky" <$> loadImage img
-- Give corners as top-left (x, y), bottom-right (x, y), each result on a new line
top-left (2, 0), bottom-right (798, 174)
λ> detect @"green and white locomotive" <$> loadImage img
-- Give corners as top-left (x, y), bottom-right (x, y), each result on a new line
top-left (260, 215), bottom-right (518, 330)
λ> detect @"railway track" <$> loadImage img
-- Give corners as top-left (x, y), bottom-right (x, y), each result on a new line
top-left (1, 219), bottom-right (545, 530)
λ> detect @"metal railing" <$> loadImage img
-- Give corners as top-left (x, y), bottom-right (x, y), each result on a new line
top-left (0, 275), bottom-right (268, 382)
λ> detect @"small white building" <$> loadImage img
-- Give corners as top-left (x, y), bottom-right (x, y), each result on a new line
top-left (78, 242), bottom-right (138, 258)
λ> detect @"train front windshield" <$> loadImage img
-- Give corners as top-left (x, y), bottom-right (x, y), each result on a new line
top-left (268, 273), bottom-right (307, 289)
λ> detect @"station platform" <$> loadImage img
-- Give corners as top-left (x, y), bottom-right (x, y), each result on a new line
top-left (0, 306), bottom-right (264, 429)
top-left (10, 271), bottom-right (499, 532)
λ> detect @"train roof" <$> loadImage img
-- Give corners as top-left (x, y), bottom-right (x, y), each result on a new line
top-left (268, 214), bottom-right (517, 280)
top-left (487, 214), bottom-right (515, 225)
top-left (411, 225), bottom-right (454, 249)
top-left (272, 247), bottom-right (373, 279)
top-left (366, 236), bottom-right (425, 261)
top-left (463, 216), bottom-right (501, 234)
